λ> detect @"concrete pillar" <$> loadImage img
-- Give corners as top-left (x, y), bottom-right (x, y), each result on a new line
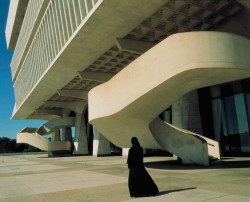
top-left (61, 109), bottom-right (71, 141)
top-left (74, 112), bottom-right (88, 155)
top-left (171, 90), bottom-right (202, 164)
top-left (48, 130), bottom-right (61, 157)
top-left (61, 128), bottom-right (66, 141)
top-left (122, 148), bottom-right (129, 156)
top-left (172, 90), bottom-right (202, 134)
top-left (93, 127), bottom-right (111, 156)
top-left (51, 130), bottom-right (61, 141)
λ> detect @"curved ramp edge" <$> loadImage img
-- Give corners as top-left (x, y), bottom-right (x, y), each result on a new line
top-left (150, 117), bottom-right (220, 166)
top-left (89, 32), bottom-right (250, 165)
top-left (16, 117), bottom-right (75, 152)
top-left (17, 130), bottom-right (71, 151)
top-left (36, 117), bottom-right (75, 136)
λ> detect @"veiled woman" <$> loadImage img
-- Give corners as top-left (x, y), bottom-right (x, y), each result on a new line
top-left (127, 137), bottom-right (159, 197)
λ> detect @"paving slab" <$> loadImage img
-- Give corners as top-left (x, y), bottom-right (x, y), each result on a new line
top-left (0, 154), bottom-right (250, 201)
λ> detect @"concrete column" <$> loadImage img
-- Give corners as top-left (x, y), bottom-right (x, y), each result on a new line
top-left (122, 148), bottom-right (129, 156)
top-left (93, 127), bottom-right (111, 156)
top-left (172, 90), bottom-right (202, 134)
top-left (61, 109), bottom-right (71, 141)
top-left (51, 130), bottom-right (61, 141)
top-left (61, 128), bottom-right (66, 141)
top-left (74, 112), bottom-right (88, 155)
top-left (48, 130), bottom-right (61, 157)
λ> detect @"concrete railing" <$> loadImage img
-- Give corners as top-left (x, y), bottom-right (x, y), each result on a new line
top-left (13, 0), bottom-right (102, 108)
top-left (10, 0), bottom-right (49, 81)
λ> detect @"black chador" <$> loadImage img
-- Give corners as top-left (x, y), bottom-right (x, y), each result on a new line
top-left (127, 137), bottom-right (159, 197)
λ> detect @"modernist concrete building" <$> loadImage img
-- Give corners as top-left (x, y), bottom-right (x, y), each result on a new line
top-left (5, 0), bottom-right (250, 165)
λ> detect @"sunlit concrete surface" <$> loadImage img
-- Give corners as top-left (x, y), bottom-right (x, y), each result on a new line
top-left (17, 117), bottom-right (75, 152)
top-left (0, 154), bottom-right (250, 202)
top-left (89, 32), bottom-right (250, 165)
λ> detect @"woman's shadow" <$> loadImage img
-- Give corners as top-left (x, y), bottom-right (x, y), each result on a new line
top-left (157, 187), bottom-right (196, 196)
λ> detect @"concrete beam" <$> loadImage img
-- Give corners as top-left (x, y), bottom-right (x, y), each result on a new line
top-left (57, 89), bottom-right (88, 100)
top-left (115, 38), bottom-right (155, 54)
top-left (28, 109), bottom-right (64, 120)
top-left (45, 101), bottom-right (87, 114)
top-left (35, 109), bottom-right (63, 117)
top-left (78, 71), bottom-right (115, 82)
top-left (27, 114), bottom-right (59, 120)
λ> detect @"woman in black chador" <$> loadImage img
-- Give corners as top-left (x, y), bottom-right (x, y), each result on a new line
top-left (127, 137), bottom-right (159, 197)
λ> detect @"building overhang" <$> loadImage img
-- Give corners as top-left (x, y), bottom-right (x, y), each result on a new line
top-left (10, 0), bottom-right (247, 120)
top-left (11, 0), bottom-right (168, 120)
top-left (5, 0), bottom-right (29, 50)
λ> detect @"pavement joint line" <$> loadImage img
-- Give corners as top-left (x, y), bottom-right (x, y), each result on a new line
top-left (0, 154), bottom-right (250, 201)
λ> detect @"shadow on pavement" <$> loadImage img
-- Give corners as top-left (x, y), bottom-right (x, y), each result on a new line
top-left (157, 187), bottom-right (196, 196)
top-left (144, 157), bottom-right (250, 170)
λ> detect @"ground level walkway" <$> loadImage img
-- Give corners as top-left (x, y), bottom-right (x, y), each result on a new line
top-left (0, 153), bottom-right (250, 201)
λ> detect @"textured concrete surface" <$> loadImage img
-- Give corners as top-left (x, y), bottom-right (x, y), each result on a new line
top-left (0, 154), bottom-right (250, 201)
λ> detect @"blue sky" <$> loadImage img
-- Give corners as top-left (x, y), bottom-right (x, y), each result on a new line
top-left (0, 0), bottom-right (45, 140)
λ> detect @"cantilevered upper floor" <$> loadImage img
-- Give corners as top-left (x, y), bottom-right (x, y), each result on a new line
top-left (5, 0), bottom-right (250, 120)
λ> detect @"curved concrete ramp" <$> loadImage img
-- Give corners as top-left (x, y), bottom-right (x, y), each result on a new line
top-left (16, 117), bottom-right (75, 151)
top-left (89, 32), bottom-right (250, 165)
top-left (36, 117), bottom-right (75, 136)
top-left (150, 118), bottom-right (220, 165)
top-left (17, 127), bottom-right (71, 151)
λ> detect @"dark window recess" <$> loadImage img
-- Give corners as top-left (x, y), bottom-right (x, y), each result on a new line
top-left (197, 87), bottom-right (215, 139)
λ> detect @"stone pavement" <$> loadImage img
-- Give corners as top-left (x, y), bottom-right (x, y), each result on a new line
top-left (0, 153), bottom-right (250, 202)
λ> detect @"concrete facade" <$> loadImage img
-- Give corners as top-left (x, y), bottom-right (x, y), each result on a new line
top-left (5, 0), bottom-right (250, 162)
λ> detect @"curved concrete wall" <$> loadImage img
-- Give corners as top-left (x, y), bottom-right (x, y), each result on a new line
top-left (36, 117), bottom-right (75, 136)
top-left (89, 32), bottom-right (250, 165)
top-left (16, 117), bottom-right (75, 152)
top-left (17, 128), bottom-right (71, 152)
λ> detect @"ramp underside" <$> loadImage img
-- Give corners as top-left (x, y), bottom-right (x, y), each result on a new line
top-left (89, 32), bottom-right (250, 165)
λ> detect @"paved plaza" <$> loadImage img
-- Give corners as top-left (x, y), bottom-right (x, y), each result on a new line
top-left (0, 153), bottom-right (250, 202)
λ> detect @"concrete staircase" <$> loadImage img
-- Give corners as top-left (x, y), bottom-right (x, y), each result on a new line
top-left (89, 32), bottom-right (250, 165)
top-left (17, 117), bottom-right (75, 151)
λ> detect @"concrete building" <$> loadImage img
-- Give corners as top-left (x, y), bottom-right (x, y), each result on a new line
top-left (5, 0), bottom-right (250, 165)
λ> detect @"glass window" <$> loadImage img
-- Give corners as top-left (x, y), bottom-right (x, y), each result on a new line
top-left (245, 93), bottom-right (250, 127)
top-left (223, 96), bottom-right (239, 135)
top-left (200, 78), bottom-right (250, 155)
top-left (163, 110), bottom-right (171, 123)
top-left (234, 93), bottom-right (250, 152)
